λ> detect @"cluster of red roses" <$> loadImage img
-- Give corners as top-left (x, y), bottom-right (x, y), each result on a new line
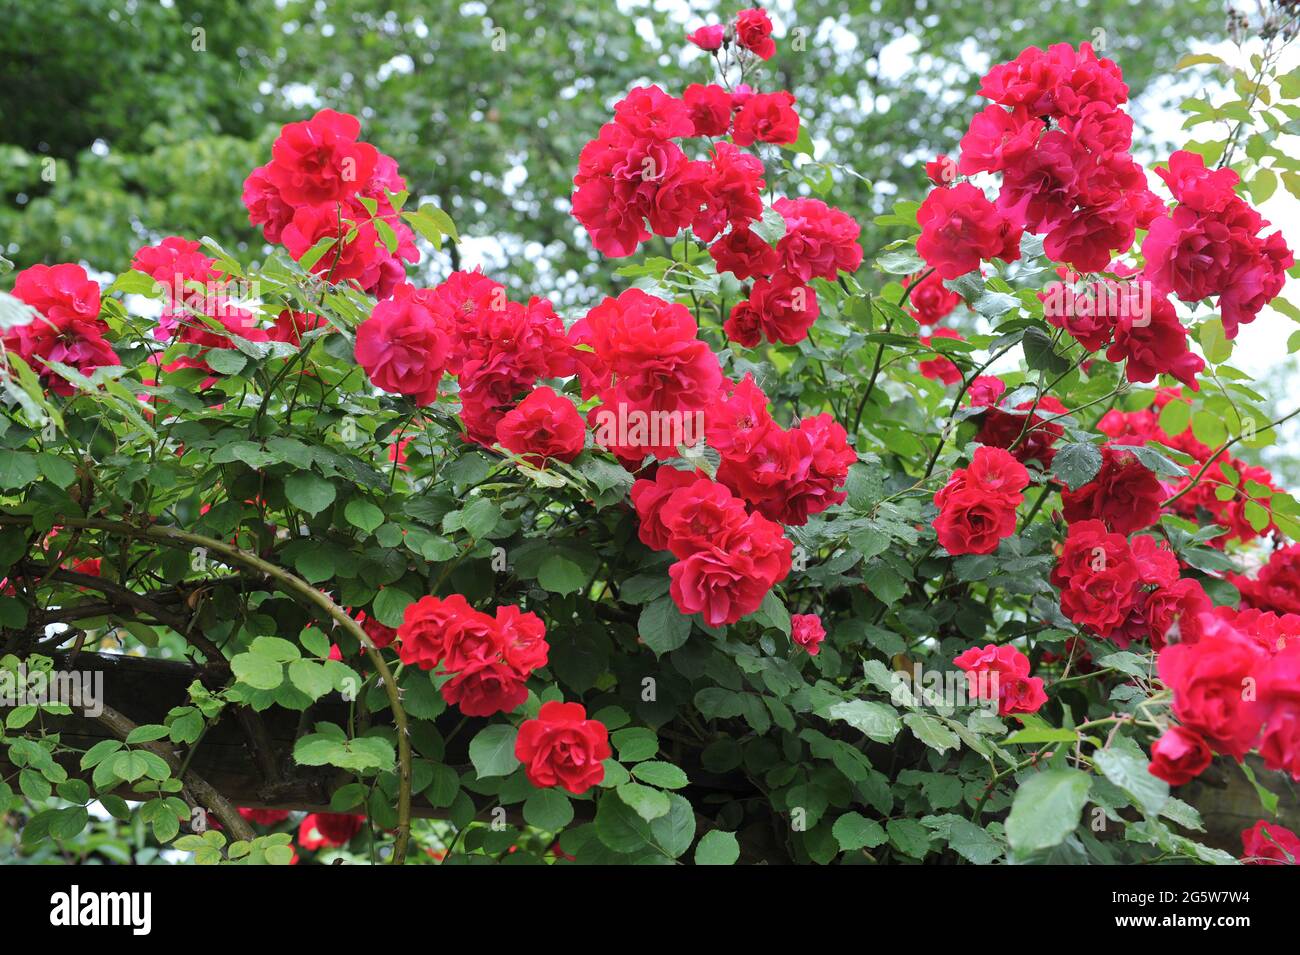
top-left (1, 263), bottom-right (116, 395)
top-left (1142, 150), bottom-right (1292, 339)
top-left (631, 467), bottom-right (793, 627)
top-left (1044, 271), bottom-right (1205, 390)
top-left (571, 83), bottom-right (792, 260)
top-left (354, 269), bottom-right (577, 453)
top-left (955, 42), bottom-right (1155, 273)
top-left (1150, 606), bottom-right (1300, 787)
top-left (709, 375), bottom-right (856, 525)
top-left (244, 108), bottom-right (418, 300)
top-left (395, 595), bottom-right (550, 717)
top-left (954, 644), bottom-right (1047, 716)
top-left (964, 375), bottom-right (1068, 468)
top-left (1099, 388), bottom-right (1282, 547)
top-left (931, 446), bottom-right (1030, 556)
top-left (722, 196), bottom-right (863, 347)
top-left (686, 8), bottom-right (776, 60)
top-left (570, 47), bottom-right (863, 350)
top-left (1051, 519), bottom-right (1211, 649)
top-left (570, 288), bottom-right (720, 462)
top-left (917, 43), bottom-right (1290, 394)
top-left (1232, 543), bottom-right (1300, 616)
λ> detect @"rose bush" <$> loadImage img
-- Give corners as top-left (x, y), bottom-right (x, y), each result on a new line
top-left (2, 7), bottom-right (1300, 866)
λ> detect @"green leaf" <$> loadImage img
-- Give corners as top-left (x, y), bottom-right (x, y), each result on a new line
top-left (610, 727), bottom-right (659, 763)
top-left (827, 699), bottom-right (901, 743)
top-left (287, 659), bottom-right (334, 700)
top-left (616, 781), bottom-right (671, 821)
top-left (630, 761), bottom-right (688, 790)
top-left (832, 812), bottom-right (888, 851)
top-left (904, 712), bottom-right (961, 754)
top-left (694, 829), bottom-right (741, 865)
top-left (537, 554), bottom-right (587, 595)
top-left (886, 818), bottom-right (932, 859)
top-left (372, 587), bottom-right (415, 628)
top-left (649, 793), bottom-right (696, 859)
top-left (204, 349), bottom-right (247, 375)
top-left (1093, 737), bottom-right (1169, 818)
top-left (1198, 319), bottom-right (1233, 364)
top-left (1005, 768), bottom-right (1091, 854)
top-left (750, 590), bottom-right (792, 635)
top-left (1022, 326), bottom-right (1070, 374)
top-left (637, 595), bottom-right (692, 655)
top-left (125, 724), bottom-right (169, 744)
top-left (523, 788), bottom-right (574, 830)
top-left (0, 451), bottom-right (38, 489)
top-left (284, 472), bottom-right (336, 516)
top-left (1052, 441), bottom-right (1103, 490)
top-left (469, 724), bottom-right (520, 778)
top-left (231, 652), bottom-right (283, 690)
top-left (344, 499), bottom-right (385, 534)
top-left (944, 818), bottom-right (1005, 864)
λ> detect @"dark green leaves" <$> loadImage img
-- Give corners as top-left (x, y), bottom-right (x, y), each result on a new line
top-left (1051, 441), bottom-right (1103, 490)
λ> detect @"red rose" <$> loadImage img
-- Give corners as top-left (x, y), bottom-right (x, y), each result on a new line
top-left (1060, 445), bottom-right (1164, 534)
top-left (1106, 291), bottom-right (1205, 391)
top-left (496, 385), bottom-right (586, 466)
top-left (613, 85), bottom-right (695, 141)
top-left (1144, 578), bottom-right (1210, 650)
top-left (395, 594), bottom-right (490, 671)
top-left (727, 272), bottom-right (818, 346)
top-left (355, 286), bottom-right (450, 405)
top-left (683, 83), bottom-right (733, 138)
top-left (694, 143), bottom-right (765, 241)
top-left (734, 8), bottom-right (776, 60)
top-left (1259, 640), bottom-right (1300, 779)
top-left (731, 91), bottom-right (799, 146)
top-left (1241, 820), bottom-right (1300, 864)
top-left (266, 109), bottom-right (379, 207)
top-left (297, 812), bottom-right (363, 850)
top-left (958, 105), bottom-right (1043, 175)
top-left (1142, 151), bottom-right (1292, 339)
top-left (442, 658), bottom-right (529, 717)
top-left (932, 446), bottom-right (1029, 555)
top-left (515, 701), bottom-right (612, 794)
top-left (239, 807), bottom-right (291, 826)
top-left (917, 182), bottom-right (1022, 280)
top-left (686, 25), bottom-right (726, 52)
top-left (925, 154), bottom-right (957, 187)
top-left (791, 613), bottom-right (826, 655)
top-left (953, 644), bottom-right (1047, 715)
top-left (669, 511), bottom-right (792, 626)
top-left (1147, 726), bottom-right (1212, 785)
top-left (268, 309), bottom-right (327, 346)
top-left (354, 609), bottom-right (397, 650)
top-left (1157, 613), bottom-right (1265, 759)
top-left (242, 164), bottom-right (295, 243)
top-left (659, 476), bottom-right (750, 559)
top-left (918, 328), bottom-right (964, 385)
top-left (631, 467), bottom-right (704, 550)
top-left (774, 197), bottom-right (863, 282)
top-left (903, 270), bottom-right (961, 325)
top-left (1050, 519), bottom-right (1139, 638)
top-left (494, 605), bottom-right (550, 674)
top-left (4, 263), bottom-right (117, 396)
top-left (709, 227), bottom-right (781, 280)
top-left (1234, 544), bottom-right (1300, 616)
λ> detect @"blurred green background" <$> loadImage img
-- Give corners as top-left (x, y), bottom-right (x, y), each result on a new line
top-left (0, 0), bottom-right (1223, 299)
